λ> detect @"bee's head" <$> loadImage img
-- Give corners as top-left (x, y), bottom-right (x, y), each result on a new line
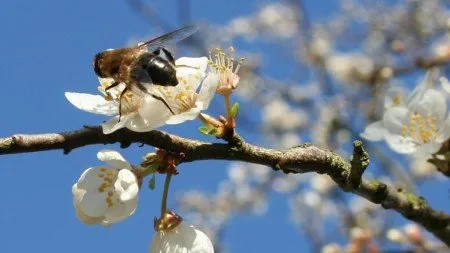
top-left (92, 49), bottom-right (113, 78)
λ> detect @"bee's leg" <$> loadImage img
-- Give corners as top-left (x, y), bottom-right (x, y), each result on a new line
top-left (134, 81), bottom-right (176, 115)
top-left (118, 87), bottom-right (128, 122)
top-left (130, 66), bottom-right (176, 115)
top-left (150, 93), bottom-right (175, 115)
top-left (105, 81), bottom-right (120, 91)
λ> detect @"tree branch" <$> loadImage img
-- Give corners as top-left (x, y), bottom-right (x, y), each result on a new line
top-left (1, 126), bottom-right (450, 246)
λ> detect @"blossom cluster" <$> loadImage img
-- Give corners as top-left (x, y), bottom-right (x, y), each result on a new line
top-left (66, 50), bottom-right (244, 252)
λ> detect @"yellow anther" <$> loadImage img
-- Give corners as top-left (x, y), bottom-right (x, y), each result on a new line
top-left (401, 111), bottom-right (438, 144)
top-left (106, 197), bottom-right (114, 208)
top-left (392, 95), bottom-right (402, 106)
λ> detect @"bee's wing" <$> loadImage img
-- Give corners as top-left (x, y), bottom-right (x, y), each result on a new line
top-left (137, 25), bottom-right (198, 51)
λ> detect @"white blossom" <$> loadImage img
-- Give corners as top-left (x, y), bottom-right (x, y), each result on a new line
top-left (360, 85), bottom-right (408, 141)
top-left (65, 57), bottom-right (216, 134)
top-left (148, 57), bottom-right (218, 125)
top-left (208, 48), bottom-right (243, 96)
top-left (72, 150), bottom-right (139, 226)
top-left (150, 222), bottom-right (214, 253)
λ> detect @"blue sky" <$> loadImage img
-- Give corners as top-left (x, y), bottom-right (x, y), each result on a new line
top-left (1, 1), bottom-right (449, 253)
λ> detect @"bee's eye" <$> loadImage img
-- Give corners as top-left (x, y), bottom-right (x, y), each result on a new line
top-left (93, 52), bottom-right (107, 78)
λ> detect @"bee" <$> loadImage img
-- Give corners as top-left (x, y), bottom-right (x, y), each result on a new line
top-left (92, 25), bottom-right (199, 119)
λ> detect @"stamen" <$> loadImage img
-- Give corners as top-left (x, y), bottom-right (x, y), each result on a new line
top-left (234, 58), bottom-right (244, 74)
top-left (401, 111), bottom-right (438, 144)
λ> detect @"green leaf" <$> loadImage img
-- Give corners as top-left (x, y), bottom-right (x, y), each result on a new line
top-left (198, 125), bottom-right (218, 136)
top-left (198, 126), bottom-right (210, 135)
top-left (148, 174), bottom-right (156, 190)
top-left (207, 127), bottom-right (217, 135)
top-left (231, 103), bottom-right (240, 118)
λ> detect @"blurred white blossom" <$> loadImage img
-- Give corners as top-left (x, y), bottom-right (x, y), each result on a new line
top-left (278, 132), bottom-right (302, 149)
top-left (263, 99), bottom-right (308, 131)
top-left (431, 34), bottom-right (450, 59)
top-left (225, 3), bottom-right (298, 40)
top-left (386, 228), bottom-right (407, 243)
top-left (272, 175), bottom-right (301, 193)
top-left (227, 163), bottom-right (248, 184)
top-left (310, 174), bottom-right (335, 194)
top-left (256, 3), bottom-right (298, 38)
top-left (325, 53), bottom-right (375, 84)
top-left (321, 243), bottom-right (343, 253)
top-left (247, 164), bottom-right (272, 183)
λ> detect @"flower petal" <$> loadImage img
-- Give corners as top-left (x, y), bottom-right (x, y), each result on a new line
top-left (360, 121), bottom-right (385, 141)
top-left (436, 115), bottom-right (450, 143)
top-left (73, 189), bottom-right (105, 225)
top-left (150, 222), bottom-right (214, 253)
top-left (178, 72), bottom-right (207, 92)
top-left (175, 57), bottom-right (208, 76)
top-left (407, 72), bottom-right (432, 105)
top-left (102, 113), bottom-right (136, 134)
top-left (383, 106), bottom-right (408, 135)
top-left (440, 77), bottom-right (450, 95)
top-left (65, 92), bottom-right (118, 116)
top-left (415, 141), bottom-right (442, 157)
top-left (198, 73), bottom-right (218, 109)
top-left (134, 96), bottom-right (173, 132)
top-left (75, 167), bottom-right (112, 192)
top-left (409, 89), bottom-right (447, 122)
top-left (166, 107), bottom-right (202, 125)
top-left (114, 169), bottom-right (139, 202)
top-left (97, 150), bottom-right (132, 170)
top-left (79, 191), bottom-right (109, 218)
top-left (384, 131), bottom-right (417, 154)
top-left (103, 196), bottom-right (138, 225)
